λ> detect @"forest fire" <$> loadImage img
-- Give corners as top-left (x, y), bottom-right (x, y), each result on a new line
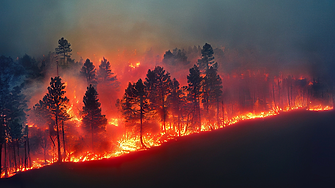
top-left (0, 40), bottom-right (334, 179)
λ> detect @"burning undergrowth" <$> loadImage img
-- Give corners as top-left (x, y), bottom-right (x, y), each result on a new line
top-left (0, 41), bottom-right (334, 178)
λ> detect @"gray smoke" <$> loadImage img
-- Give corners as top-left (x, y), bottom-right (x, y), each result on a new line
top-left (1, 0), bottom-right (334, 79)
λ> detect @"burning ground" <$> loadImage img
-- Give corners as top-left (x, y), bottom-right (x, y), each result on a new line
top-left (1, 110), bottom-right (335, 188)
top-left (0, 39), bottom-right (334, 180)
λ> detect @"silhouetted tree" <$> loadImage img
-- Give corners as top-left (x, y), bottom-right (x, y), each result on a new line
top-left (197, 43), bottom-right (216, 73)
top-left (7, 86), bottom-right (27, 171)
top-left (97, 57), bottom-right (117, 83)
top-left (44, 76), bottom-right (69, 162)
top-left (167, 78), bottom-right (186, 136)
top-left (205, 67), bottom-right (223, 128)
top-left (134, 79), bottom-right (148, 148)
top-left (144, 66), bottom-right (172, 132)
top-left (55, 37), bottom-right (72, 66)
top-left (120, 79), bottom-right (149, 148)
top-left (162, 48), bottom-right (189, 67)
top-left (82, 85), bottom-right (107, 152)
top-left (81, 59), bottom-right (97, 86)
top-left (187, 65), bottom-right (203, 131)
top-left (0, 56), bottom-right (26, 176)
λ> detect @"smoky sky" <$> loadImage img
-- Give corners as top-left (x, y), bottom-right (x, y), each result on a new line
top-left (1, 0), bottom-right (335, 77)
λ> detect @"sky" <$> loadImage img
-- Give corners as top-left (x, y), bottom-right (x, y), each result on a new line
top-left (1, 0), bottom-right (335, 78)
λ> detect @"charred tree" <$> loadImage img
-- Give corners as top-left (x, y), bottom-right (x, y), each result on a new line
top-left (82, 85), bottom-right (107, 152)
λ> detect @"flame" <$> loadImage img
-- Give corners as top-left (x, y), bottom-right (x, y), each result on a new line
top-left (1, 73), bottom-right (334, 179)
top-left (108, 118), bottom-right (119, 126)
top-left (1, 102), bottom-right (332, 178)
top-left (129, 61), bottom-right (140, 69)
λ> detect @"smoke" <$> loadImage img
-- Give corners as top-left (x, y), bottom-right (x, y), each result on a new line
top-left (1, 0), bottom-right (335, 79)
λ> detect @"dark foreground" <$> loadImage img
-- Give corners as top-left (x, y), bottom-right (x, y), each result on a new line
top-left (1, 110), bottom-right (335, 188)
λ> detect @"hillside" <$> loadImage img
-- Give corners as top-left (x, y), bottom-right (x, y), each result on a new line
top-left (1, 110), bottom-right (335, 188)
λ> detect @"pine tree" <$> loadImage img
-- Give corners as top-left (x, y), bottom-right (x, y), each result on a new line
top-left (97, 57), bottom-right (117, 83)
top-left (0, 56), bottom-right (26, 176)
top-left (167, 78), bottom-right (186, 136)
top-left (55, 37), bottom-right (72, 66)
top-left (44, 76), bottom-right (69, 162)
top-left (120, 79), bottom-right (149, 148)
top-left (187, 65), bottom-right (203, 131)
top-left (134, 79), bottom-right (148, 148)
top-left (197, 43), bottom-right (217, 121)
top-left (205, 67), bottom-right (223, 128)
top-left (7, 86), bottom-right (27, 171)
top-left (81, 59), bottom-right (97, 86)
top-left (197, 43), bottom-right (216, 73)
top-left (82, 85), bottom-right (107, 152)
top-left (144, 66), bottom-right (172, 132)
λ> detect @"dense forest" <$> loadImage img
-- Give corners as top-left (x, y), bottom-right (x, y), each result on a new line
top-left (0, 38), bottom-right (333, 178)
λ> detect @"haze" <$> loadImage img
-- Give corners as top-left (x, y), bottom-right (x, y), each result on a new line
top-left (1, 0), bottom-right (335, 78)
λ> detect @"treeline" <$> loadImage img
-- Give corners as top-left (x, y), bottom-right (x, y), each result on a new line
top-left (1, 38), bottom-right (334, 178)
top-left (117, 43), bottom-right (223, 148)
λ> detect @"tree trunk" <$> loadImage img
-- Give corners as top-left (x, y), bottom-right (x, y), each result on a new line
top-left (62, 121), bottom-right (66, 160)
top-left (140, 95), bottom-right (146, 148)
top-left (278, 80), bottom-right (281, 109)
top-left (221, 101), bottom-right (225, 127)
top-left (178, 106), bottom-right (181, 137)
top-left (27, 127), bottom-right (31, 168)
top-left (162, 91), bottom-right (166, 133)
top-left (91, 115), bottom-right (94, 153)
top-left (55, 112), bottom-right (62, 162)
top-left (13, 141), bottom-right (17, 172)
top-left (17, 141), bottom-right (20, 171)
top-left (4, 141), bottom-right (7, 178)
top-left (216, 100), bottom-right (220, 129)
top-left (24, 139), bottom-right (27, 169)
top-left (198, 95), bottom-right (201, 132)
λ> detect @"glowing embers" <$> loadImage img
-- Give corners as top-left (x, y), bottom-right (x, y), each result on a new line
top-left (1, 103), bottom-right (333, 179)
top-left (108, 118), bottom-right (119, 126)
top-left (129, 61), bottom-right (140, 69)
top-left (308, 105), bottom-right (333, 111)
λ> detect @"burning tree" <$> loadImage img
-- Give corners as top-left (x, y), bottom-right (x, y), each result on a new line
top-left (167, 78), bottom-right (186, 136)
top-left (187, 65), bottom-right (203, 131)
top-left (82, 85), bottom-right (107, 152)
top-left (144, 66), bottom-right (172, 133)
top-left (205, 67), bottom-right (223, 128)
top-left (43, 76), bottom-right (69, 162)
top-left (120, 79), bottom-right (149, 148)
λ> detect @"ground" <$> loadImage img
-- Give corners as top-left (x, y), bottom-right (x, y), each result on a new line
top-left (1, 110), bottom-right (335, 187)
